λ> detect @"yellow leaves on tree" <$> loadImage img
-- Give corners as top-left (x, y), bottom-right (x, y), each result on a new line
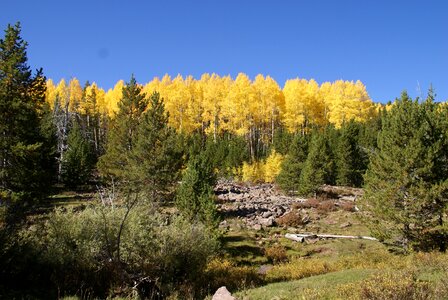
top-left (241, 150), bottom-right (284, 183)
top-left (201, 73), bottom-right (231, 140)
top-left (45, 74), bottom-right (376, 135)
top-left (324, 80), bottom-right (374, 128)
top-left (264, 150), bottom-right (284, 183)
top-left (283, 78), bottom-right (326, 133)
top-left (221, 73), bottom-right (255, 135)
top-left (104, 80), bottom-right (124, 117)
top-left (253, 75), bottom-right (285, 143)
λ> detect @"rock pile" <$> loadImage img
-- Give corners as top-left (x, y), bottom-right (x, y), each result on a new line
top-left (215, 180), bottom-right (306, 230)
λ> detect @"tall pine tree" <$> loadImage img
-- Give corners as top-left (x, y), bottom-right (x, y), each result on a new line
top-left (298, 130), bottom-right (335, 195)
top-left (276, 134), bottom-right (309, 194)
top-left (98, 76), bottom-right (182, 201)
top-left (98, 75), bottom-right (148, 190)
top-left (128, 91), bottom-right (183, 201)
top-left (61, 121), bottom-right (95, 188)
top-left (176, 152), bottom-right (218, 228)
top-left (0, 23), bottom-right (55, 207)
top-left (336, 120), bottom-right (366, 187)
top-left (362, 91), bottom-right (448, 251)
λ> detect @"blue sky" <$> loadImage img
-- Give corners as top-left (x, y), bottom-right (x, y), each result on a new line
top-left (1, 0), bottom-right (447, 103)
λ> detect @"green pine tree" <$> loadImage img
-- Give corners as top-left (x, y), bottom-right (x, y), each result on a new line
top-left (128, 91), bottom-right (183, 201)
top-left (0, 22), bottom-right (55, 207)
top-left (61, 121), bottom-right (95, 188)
top-left (176, 153), bottom-right (218, 228)
top-left (336, 120), bottom-right (366, 187)
top-left (276, 134), bottom-right (309, 194)
top-left (298, 130), bottom-right (335, 196)
top-left (98, 74), bottom-right (148, 189)
top-left (362, 91), bottom-right (448, 252)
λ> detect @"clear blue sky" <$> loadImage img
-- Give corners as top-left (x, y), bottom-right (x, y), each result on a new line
top-left (1, 0), bottom-right (447, 103)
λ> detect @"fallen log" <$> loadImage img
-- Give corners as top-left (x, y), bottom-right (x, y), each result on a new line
top-left (285, 233), bottom-right (378, 242)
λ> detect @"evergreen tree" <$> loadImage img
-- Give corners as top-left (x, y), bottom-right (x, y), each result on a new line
top-left (176, 153), bottom-right (218, 228)
top-left (224, 134), bottom-right (249, 174)
top-left (362, 91), bottom-right (448, 251)
top-left (358, 107), bottom-right (383, 159)
top-left (298, 130), bottom-right (335, 195)
top-left (276, 134), bottom-right (309, 194)
top-left (336, 120), bottom-right (366, 187)
top-left (272, 127), bottom-right (294, 155)
top-left (128, 91), bottom-right (183, 201)
top-left (98, 75), bottom-right (148, 188)
top-left (0, 23), bottom-right (55, 207)
top-left (61, 121), bottom-right (95, 188)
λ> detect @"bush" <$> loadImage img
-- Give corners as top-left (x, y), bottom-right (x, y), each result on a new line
top-left (317, 200), bottom-right (337, 213)
top-left (264, 245), bottom-right (288, 264)
top-left (241, 161), bottom-right (264, 183)
top-left (35, 204), bottom-right (219, 298)
top-left (276, 211), bottom-right (309, 227)
top-left (263, 150), bottom-right (284, 183)
top-left (339, 201), bottom-right (356, 212)
top-left (292, 198), bottom-right (320, 209)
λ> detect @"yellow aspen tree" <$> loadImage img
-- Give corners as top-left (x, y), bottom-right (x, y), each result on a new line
top-left (303, 79), bottom-right (325, 128)
top-left (104, 80), bottom-right (124, 117)
top-left (158, 74), bottom-right (171, 100)
top-left (283, 78), bottom-right (306, 133)
top-left (201, 73), bottom-right (230, 140)
top-left (45, 79), bottom-right (57, 108)
top-left (142, 77), bottom-right (161, 100)
top-left (253, 74), bottom-right (285, 144)
top-left (319, 81), bottom-right (332, 124)
top-left (222, 73), bottom-right (256, 156)
top-left (325, 80), bottom-right (347, 128)
top-left (184, 75), bottom-right (203, 133)
top-left (55, 79), bottom-right (69, 110)
top-left (326, 80), bottom-right (374, 128)
top-left (241, 161), bottom-right (264, 183)
top-left (68, 78), bottom-right (83, 113)
top-left (351, 80), bottom-right (375, 121)
top-left (264, 150), bottom-right (284, 183)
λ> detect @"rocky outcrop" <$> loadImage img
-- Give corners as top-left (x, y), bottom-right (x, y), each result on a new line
top-left (215, 180), bottom-right (306, 229)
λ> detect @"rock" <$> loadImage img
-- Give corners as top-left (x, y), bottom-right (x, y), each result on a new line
top-left (262, 211), bottom-right (273, 218)
top-left (259, 217), bottom-right (275, 227)
top-left (253, 224), bottom-right (262, 231)
top-left (212, 286), bottom-right (236, 300)
top-left (339, 195), bottom-right (356, 201)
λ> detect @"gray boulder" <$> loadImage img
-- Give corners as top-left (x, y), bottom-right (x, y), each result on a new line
top-left (212, 286), bottom-right (236, 300)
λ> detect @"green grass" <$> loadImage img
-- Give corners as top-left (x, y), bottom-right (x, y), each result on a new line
top-left (222, 228), bottom-right (268, 265)
top-left (236, 269), bottom-right (375, 300)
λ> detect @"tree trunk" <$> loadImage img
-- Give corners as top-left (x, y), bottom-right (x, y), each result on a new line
top-left (285, 233), bottom-right (378, 242)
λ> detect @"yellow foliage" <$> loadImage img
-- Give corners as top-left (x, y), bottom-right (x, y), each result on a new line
top-left (68, 78), bottom-right (83, 112)
top-left (45, 79), bottom-right (57, 108)
top-left (325, 80), bottom-right (374, 128)
top-left (104, 80), bottom-right (124, 117)
top-left (241, 161), bottom-right (264, 183)
top-left (46, 74), bottom-right (378, 135)
top-left (264, 150), bottom-right (284, 183)
top-left (240, 150), bottom-right (284, 183)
